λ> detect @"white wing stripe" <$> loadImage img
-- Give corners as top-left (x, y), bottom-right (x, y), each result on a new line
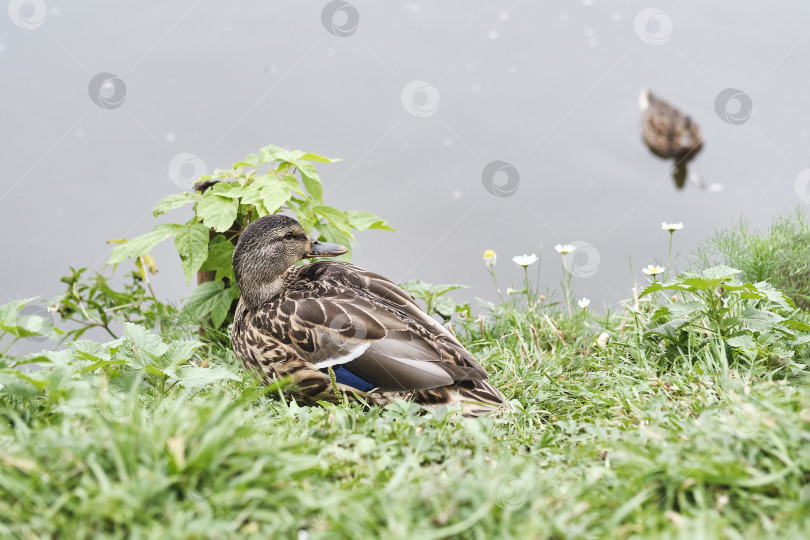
top-left (314, 342), bottom-right (371, 369)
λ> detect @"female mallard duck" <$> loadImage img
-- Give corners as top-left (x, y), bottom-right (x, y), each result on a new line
top-left (231, 214), bottom-right (507, 417)
top-left (639, 89), bottom-right (703, 160)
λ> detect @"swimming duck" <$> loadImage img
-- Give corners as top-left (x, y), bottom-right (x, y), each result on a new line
top-left (231, 214), bottom-right (507, 417)
top-left (639, 89), bottom-right (703, 161)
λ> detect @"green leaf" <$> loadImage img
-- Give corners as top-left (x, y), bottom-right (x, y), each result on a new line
top-left (0, 297), bottom-right (37, 333)
top-left (153, 192), bottom-right (196, 217)
top-left (174, 223), bottom-right (210, 284)
top-left (173, 364), bottom-right (240, 388)
top-left (740, 307), bottom-right (784, 332)
top-left (123, 323), bottom-right (169, 358)
top-left (164, 339), bottom-right (203, 368)
top-left (258, 183), bottom-right (291, 216)
top-left (702, 266), bottom-right (742, 281)
top-left (233, 153), bottom-right (259, 168)
top-left (200, 234), bottom-right (235, 282)
top-left (639, 283), bottom-right (663, 297)
top-left (197, 195), bottom-right (238, 232)
top-left (181, 281), bottom-right (240, 328)
top-left (314, 205), bottom-right (353, 237)
top-left (347, 210), bottom-right (396, 232)
top-left (645, 318), bottom-right (690, 341)
top-left (299, 152), bottom-right (339, 163)
top-left (108, 224), bottom-right (182, 266)
top-left (294, 160), bottom-right (323, 203)
top-left (668, 301), bottom-right (704, 318)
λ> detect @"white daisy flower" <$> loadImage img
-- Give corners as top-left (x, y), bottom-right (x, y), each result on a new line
top-left (578, 297), bottom-right (590, 309)
top-left (642, 264), bottom-right (666, 276)
top-left (483, 250), bottom-right (497, 268)
top-left (661, 222), bottom-right (684, 232)
top-left (554, 244), bottom-right (575, 255)
top-left (512, 254), bottom-right (538, 267)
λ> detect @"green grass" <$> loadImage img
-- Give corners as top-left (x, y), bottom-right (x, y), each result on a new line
top-left (693, 208), bottom-right (810, 309)
top-left (2, 290), bottom-right (810, 539)
top-left (4, 209), bottom-right (810, 538)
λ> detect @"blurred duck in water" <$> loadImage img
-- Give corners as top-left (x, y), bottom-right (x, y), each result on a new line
top-left (639, 89), bottom-right (704, 189)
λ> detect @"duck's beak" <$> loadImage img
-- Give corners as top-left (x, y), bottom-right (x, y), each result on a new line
top-left (303, 239), bottom-right (348, 258)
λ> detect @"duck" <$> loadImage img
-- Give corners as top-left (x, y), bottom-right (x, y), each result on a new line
top-left (639, 89), bottom-right (703, 161)
top-left (231, 214), bottom-right (507, 417)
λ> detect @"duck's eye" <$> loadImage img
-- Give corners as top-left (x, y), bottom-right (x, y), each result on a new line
top-left (284, 232), bottom-right (294, 240)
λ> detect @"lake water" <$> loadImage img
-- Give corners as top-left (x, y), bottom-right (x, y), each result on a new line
top-left (3, 2), bottom-right (810, 353)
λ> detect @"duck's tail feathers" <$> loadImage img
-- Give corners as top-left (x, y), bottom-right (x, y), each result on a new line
top-left (455, 380), bottom-right (513, 417)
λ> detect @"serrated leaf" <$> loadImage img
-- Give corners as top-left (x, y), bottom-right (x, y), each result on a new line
top-left (645, 318), bottom-right (690, 341)
top-left (164, 339), bottom-right (203, 367)
top-left (727, 334), bottom-right (755, 348)
top-left (294, 160), bottom-right (323, 203)
top-left (108, 224), bottom-right (181, 266)
top-left (259, 183), bottom-right (290, 215)
top-left (123, 323), bottom-right (169, 358)
top-left (153, 192), bottom-right (196, 217)
top-left (702, 266), bottom-right (742, 280)
top-left (197, 195), bottom-right (238, 232)
top-left (200, 234), bottom-right (235, 282)
top-left (181, 281), bottom-right (240, 328)
top-left (175, 223), bottom-right (210, 284)
top-left (740, 307), bottom-right (784, 332)
top-left (347, 210), bottom-right (396, 232)
top-left (314, 205), bottom-right (353, 237)
top-left (173, 364), bottom-right (240, 388)
top-left (639, 283), bottom-right (663, 297)
top-left (668, 301), bottom-right (704, 318)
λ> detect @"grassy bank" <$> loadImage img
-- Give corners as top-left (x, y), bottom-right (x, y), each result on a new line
top-left (2, 215), bottom-right (810, 538)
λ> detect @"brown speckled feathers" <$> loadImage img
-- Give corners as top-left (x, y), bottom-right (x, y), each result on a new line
top-left (233, 260), bottom-right (505, 416)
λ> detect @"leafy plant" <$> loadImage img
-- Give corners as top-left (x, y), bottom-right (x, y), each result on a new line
top-left (399, 280), bottom-right (470, 322)
top-left (639, 265), bottom-right (810, 368)
top-left (106, 144), bottom-right (394, 330)
top-left (692, 209), bottom-right (810, 309)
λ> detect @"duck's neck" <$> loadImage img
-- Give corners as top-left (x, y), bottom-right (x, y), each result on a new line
top-left (242, 275), bottom-right (286, 309)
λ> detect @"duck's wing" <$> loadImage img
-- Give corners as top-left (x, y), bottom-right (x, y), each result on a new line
top-left (256, 261), bottom-right (488, 392)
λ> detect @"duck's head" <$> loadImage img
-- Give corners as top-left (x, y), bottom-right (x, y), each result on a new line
top-left (232, 214), bottom-right (348, 307)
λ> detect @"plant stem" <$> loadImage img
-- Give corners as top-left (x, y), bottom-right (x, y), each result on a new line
top-left (664, 231), bottom-right (674, 282)
top-left (562, 255), bottom-right (572, 316)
